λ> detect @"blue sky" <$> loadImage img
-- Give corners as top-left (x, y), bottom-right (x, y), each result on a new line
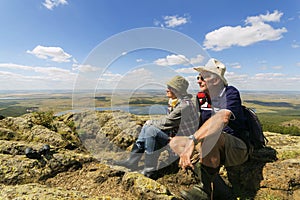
top-left (0, 0), bottom-right (299, 91)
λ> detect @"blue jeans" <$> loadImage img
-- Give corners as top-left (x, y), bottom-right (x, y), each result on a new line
top-left (136, 125), bottom-right (170, 154)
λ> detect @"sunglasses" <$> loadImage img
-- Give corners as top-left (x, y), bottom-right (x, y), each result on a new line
top-left (196, 75), bottom-right (205, 81)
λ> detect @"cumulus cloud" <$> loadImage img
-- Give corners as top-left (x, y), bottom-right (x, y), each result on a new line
top-left (175, 68), bottom-right (196, 74)
top-left (27, 45), bottom-right (72, 63)
top-left (231, 63), bottom-right (242, 69)
top-left (43, 0), bottom-right (68, 10)
top-left (154, 54), bottom-right (205, 67)
top-left (155, 15), bottom-right (190, 28)
top-left (96, 68), bottom-right (155, 90)
top-left (0, 63), bottom-right (76, 90)
top-left (136, 59), bottom-right (144, 63)
top-left (154, 54), bottom-right (188, 66)
top-left (254, 73), bottom-right (285, 79)
top-left (217, 71), bottom-right (300, 91)
top-left (0, 63), bottom-right (35, 71)
top-left (203, 10), bottom-right (287, 51)
top-left (0, 63), bottom-right (74, 78)
top-left (72, 64), bottom-right (100, 72)
top-left (163, 15), bottom-right (189, 28)
top-left (272, 65), bottom-right (283, 70)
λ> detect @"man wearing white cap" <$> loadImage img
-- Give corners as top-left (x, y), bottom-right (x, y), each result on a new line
top-left (170, 58), bottom-right (249, 199)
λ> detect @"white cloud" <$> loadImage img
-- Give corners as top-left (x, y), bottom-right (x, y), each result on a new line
top-left (190, 55), bottom-right (205, 65)
top-left (245, 10), bottom-right (283, 24)
top-left (27, 45), bottom-right (72, 63)
top-left (155, 15), bottom-right (190, 28)
top-left (43, 0), bottom-right (68, 10)
top-left (254, 73), bottom-right (285, 79)
top-left (97, 72), bottom-right (123, 89)
top-left (230, 63), bottom-right (242, 69)
top-left (203, 10), bottom-right (287, 51)
top-left (154, 54), bottom-right (204, 67)
top-left (96, 68), bottom-right (156, 90)
top-left (175, 68), bottom-right (196, 74)
top-left (0, 63), bottom-right (74, 78)
top-left (0, 63), bottom-right (34, 71)
top-left (291, 40), bottom-right (300, 48)
top-left (163, 15), bottom-right (189, 28)
top-left (136, 59), bottom-right (144, 63)
top-left (72, 64), bottom-right (100, 72)
top-left (0, 63), bottom-right (76, 90)
top-left (217, 71), bottom-right (300, 91)
top-left (292, 44), bottom-right (300, 48)
top-left (154, 54), bottom-right (188, 66)
top-left (272, 65), bottom-right (283, 70)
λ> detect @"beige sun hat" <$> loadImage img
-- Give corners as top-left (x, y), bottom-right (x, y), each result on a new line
top-left (194, 58), bottom-right (228, 86)
top-left (166, 75), bottom-right (189, 95)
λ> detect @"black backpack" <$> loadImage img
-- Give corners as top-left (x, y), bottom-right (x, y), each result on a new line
top-left (242, 106), bottom-right (268, 150)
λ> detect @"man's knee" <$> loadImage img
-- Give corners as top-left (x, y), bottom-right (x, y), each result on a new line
top-left (201, 134), bottom-right (226, 168)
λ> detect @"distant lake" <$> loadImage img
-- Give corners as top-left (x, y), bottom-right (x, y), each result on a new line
top-left (56, 105), bottom-right (168, 116)
top-left (0, 97), bottom-right (28, 100)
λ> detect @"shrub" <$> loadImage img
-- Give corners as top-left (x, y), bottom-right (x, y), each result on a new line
top-left (31, 111), bottom-right (57, 131)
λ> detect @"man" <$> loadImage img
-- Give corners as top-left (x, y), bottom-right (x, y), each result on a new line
top-left (169, 58), bottom-right (249, 199)
top-left (114, 75), bottom-right (199, 179)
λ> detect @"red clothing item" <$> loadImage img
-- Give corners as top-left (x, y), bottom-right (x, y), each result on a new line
top-left (197, 92), bottom-right (211, 108)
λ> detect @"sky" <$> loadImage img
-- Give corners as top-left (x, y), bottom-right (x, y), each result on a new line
top-left (0, 0), bottom-right (300, 92)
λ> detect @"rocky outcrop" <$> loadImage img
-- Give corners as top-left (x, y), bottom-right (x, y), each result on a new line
top-left (0, 110), bottom-right (299, 199)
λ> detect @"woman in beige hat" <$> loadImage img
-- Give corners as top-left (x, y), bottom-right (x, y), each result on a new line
top-left (114, 75), bottom-right (199, 179)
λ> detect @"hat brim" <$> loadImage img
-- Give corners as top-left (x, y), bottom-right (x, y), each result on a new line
top-left (194, 67), bottom-right (228, 86)
top-left (167, 84), bottom-right (190, 96)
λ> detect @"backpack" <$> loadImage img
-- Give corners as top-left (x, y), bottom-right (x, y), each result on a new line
top-left (242, 105), bottom-right (268, 150)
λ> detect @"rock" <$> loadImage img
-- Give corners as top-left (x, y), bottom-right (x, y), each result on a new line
top-left (122, 172), bottom-right (174, 199)
top-left (0, 111), bottom-right (299, 199)
top-left (0, 183), bottom-right (121, 200)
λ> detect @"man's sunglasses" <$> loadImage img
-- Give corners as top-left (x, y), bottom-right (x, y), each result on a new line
top-left (196, 75), bottom-right (205, 81)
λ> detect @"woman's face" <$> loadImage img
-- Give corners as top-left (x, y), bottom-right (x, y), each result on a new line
top-left (166, 88), bottom-right (177, 99)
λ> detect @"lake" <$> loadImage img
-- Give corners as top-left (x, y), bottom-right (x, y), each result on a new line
top-left (56, 105), bottom-right (168, 116)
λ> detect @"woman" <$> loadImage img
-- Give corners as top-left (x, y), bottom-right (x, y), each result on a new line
top-left (114, 75), bottom-right (199, 179)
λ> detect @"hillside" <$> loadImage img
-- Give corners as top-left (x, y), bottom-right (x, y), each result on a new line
top-left (0, 111), bottom-right (299, 199)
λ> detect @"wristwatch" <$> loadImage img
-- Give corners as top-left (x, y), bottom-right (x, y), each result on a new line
top-left (188, 135), bottom-right (198, 145)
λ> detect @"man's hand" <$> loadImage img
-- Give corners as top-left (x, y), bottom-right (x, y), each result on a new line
top-left (178, 139), bottom-right (195, 171)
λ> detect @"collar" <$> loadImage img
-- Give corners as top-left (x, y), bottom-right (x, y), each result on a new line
top-left (218, 86), bottom-right (226, 98)
top-left (169, 98), bottom-right (179, 108)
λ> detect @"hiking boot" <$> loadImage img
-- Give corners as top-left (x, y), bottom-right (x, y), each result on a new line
top-left (181, 162), bottom-right (219, 199)
top-left (180, 184), bottom-right (209, 200)
top-left (38, 144), bottom-right (51, 155)
top-left (141, 151), bottom-right (160, 179)
top-left (114, 142), bottom-right (144, 171)
top-left (25, 147), bottom-right (42, 159)
top-left (213, 174), bottom-right (235, 200)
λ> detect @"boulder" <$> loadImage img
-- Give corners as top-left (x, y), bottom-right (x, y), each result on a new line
top-left (0, 111), bottom-right (299, 199)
